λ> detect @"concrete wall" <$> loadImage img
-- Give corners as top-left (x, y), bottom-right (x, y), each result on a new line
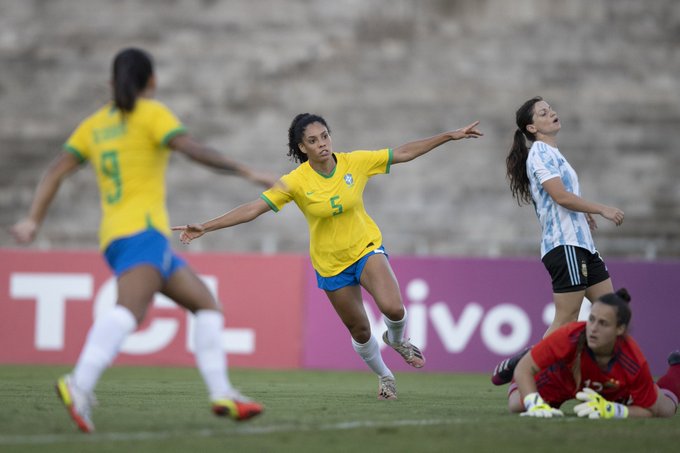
top-left (2, 0), bottom-right (679, 258)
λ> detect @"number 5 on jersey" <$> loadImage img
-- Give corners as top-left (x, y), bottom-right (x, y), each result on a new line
top-left (330, 196), bottom-right (343, 216)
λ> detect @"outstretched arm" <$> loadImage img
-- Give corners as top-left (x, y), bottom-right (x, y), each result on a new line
top-left (511, 352), bottom-right (563, 417)
top-left (169, 134), bottom-right (278, 188)
top-left (542, 177), bottom-right (624, 226)
top-left (172, 198), bottom-right (272, 244)
top-left (11, 152), bottom-right (81, 244)
top-left (391, 121), bottom-right (482, 165)
top-left (514, 351), bottom-right (540, 401)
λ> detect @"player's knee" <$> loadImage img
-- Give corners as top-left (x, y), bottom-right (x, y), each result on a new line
top-left (382, 305), bottom-right (405, 322)
top-left (349, 325), bottom-right (371, 343)
top-left (195, 297), bottom-right (222, 313)
top-left (199, 305), bottom-right (223, 316)
top-left (116, 301), bottom-right (149, 325)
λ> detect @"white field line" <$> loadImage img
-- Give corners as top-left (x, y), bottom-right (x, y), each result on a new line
top-left (0, 418), bottom-right (470, 445)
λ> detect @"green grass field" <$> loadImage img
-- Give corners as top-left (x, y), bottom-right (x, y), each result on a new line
top-left (0, 365), bottom-right (677, 452)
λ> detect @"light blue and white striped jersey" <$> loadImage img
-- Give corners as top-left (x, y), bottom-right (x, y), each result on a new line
top-left (526, 141), bottom-right (595, 257)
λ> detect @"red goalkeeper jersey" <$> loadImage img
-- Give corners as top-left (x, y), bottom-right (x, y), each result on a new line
top-left (530, 322), bottom-right (657, 408)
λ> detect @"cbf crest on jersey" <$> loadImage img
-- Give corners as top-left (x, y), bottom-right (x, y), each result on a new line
top-left (344, 173), bottom-right (354, 187)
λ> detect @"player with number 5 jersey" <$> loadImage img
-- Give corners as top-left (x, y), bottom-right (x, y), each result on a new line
top-left (174, 113), bottom-right (482, 400)
top-left (263, 148), bottom-right (389, 278)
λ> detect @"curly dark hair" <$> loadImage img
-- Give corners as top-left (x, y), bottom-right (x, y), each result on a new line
top-left (286, 113), bottom-right (330, 163)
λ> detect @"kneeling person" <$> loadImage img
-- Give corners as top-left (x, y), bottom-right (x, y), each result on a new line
top-left (508, 289), bottom-right (680, 418)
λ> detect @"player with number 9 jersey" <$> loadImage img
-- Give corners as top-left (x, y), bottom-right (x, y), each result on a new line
top-left (11, 48), bottom-right (275, 432)
top-left (65, 99), bottom-right (185, 250)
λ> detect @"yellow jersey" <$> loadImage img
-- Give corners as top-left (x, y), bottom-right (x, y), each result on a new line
top-left (64, 99), bottom-right (186, 250)
top-left (262, 149), bottom-right (392, 277)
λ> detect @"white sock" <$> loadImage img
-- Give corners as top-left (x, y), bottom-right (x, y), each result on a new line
top-left (72, 305), bottom-right (137, 393)
top-left (194, 310), bottom-right (232, 401)
top-left (352, 335), bottom-right (393, 378)
top-left (383, 308), bottom-right (407, 344)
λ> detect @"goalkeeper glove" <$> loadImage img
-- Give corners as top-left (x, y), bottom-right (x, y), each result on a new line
top-left (520, 392), bottom-right (564, 418)
top-left (574, 387), bottom-right (629, 419)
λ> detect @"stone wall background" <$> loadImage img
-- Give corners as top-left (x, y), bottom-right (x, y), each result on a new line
top-left (2, 0), bottom-right (679, 258)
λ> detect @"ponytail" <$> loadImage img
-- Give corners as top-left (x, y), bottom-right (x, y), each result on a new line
top-left (111, 48), bottom-right (154, 113)
top-left (506, 129), bottom-right (531, 205)
top-left (506, 96), bottom-right (542, 205)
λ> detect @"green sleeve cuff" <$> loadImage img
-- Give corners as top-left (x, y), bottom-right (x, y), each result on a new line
top-left (260, 194), bottom-right (279, 212)
top-left (161, 126), bottom-right (188, 147)
top-left (63, 145), bottom-right (86, 164)
top-left (386, 148), bottom-right (393, 174)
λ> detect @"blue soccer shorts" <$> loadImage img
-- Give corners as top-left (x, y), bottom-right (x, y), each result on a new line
top-left (104, 228), bottom-right (186, 280)
top-left (316, 246), bottom-right (387, 291)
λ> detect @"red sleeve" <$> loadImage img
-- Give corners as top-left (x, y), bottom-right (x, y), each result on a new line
top-left (622, 336), bottom-right (658, 408)
top-left (530, 322), bottom-right (585, 369)
top-left (629, 362), bottom-right (657, 408)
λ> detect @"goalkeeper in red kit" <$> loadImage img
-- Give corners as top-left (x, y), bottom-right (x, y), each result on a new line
top-left (507, 289), bottom-right (679, 418)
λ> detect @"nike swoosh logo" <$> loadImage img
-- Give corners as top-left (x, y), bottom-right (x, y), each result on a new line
top-left (306, 191), bottom-right (315, 195)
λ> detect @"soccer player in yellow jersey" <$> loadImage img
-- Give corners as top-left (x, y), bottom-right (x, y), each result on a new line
top-left (174, 113), bottom-right (483, 399)
top-left (11, 48), bottom-right (275, 432)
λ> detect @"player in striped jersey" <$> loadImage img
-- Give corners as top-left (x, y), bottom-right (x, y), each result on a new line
top-left (492, 96), bottom-right (625, 386)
